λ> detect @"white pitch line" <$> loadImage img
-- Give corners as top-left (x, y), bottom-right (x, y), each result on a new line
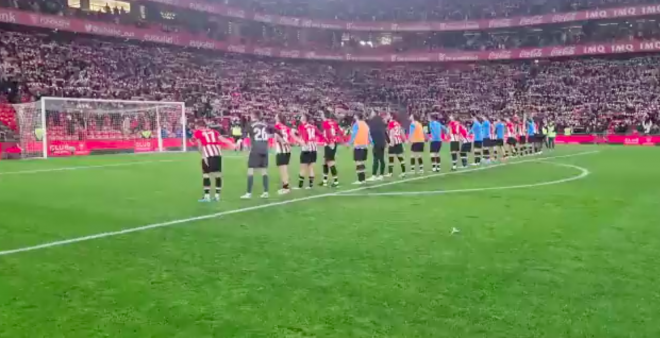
top-left (337, 162), bottom-right (589, 197)
top-left (0, 150), bottom-right (599, 257)
top-left (0, 159), bottom-right (177, 176)
top-left (0, 154), bottom-right (248, 176)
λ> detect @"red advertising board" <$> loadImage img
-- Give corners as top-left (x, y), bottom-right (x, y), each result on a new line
top-left (145, 0), bottom-right (660, 32)
top-left (555, 134), bottom-right (660, 146)
top-left (134, 139), bottom-right (158, 153)
top-left (1, 8), bottom-right (660, 63)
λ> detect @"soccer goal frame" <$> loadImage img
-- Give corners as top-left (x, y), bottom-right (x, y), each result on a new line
top-left (14, 97), bottom-right (187, 159)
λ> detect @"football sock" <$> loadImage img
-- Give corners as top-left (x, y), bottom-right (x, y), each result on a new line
top-left (460, 153), bottom-right (468, 167)
top-left (262, 175), bottom-right (269, 193)
top-left (484, 149), bottom-right (490, 160)
top-left (330, 165), bottom-right (338, 183)
top-left (475, 152), bottom-right (481, 164)
top-left (398, 156), bottom-right (405, 172)
top-left (309, 175), bottom-right (315, 188)
top-left (388, 157), bottom-right (394, 174)
top-left (322, 164), bottom-right (329, 182)
top-left (215, 177), bottom-right (222, 196)
top-left (203, 177), bottom-right (211, 198)
top-left (247, 175), bottom-right (254, 194)
top-left (356, 164), bottom-right (365, 181)
top-left (410, 158), bottom-right (415, 168)
top-left (417, 158), bottom-right (423, 171)
top-left (283, 183), bottom-right (289, 189)
top-left (298, 175), bottom-right (304, 188)
top-left (451, 153), bottom-right (458, 167)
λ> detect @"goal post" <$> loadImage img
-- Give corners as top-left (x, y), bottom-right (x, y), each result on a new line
top-left (12, 97), bottom-right (187, 159)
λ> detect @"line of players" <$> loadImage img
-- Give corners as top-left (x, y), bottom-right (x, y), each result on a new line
top-left (193, 110), bottom-right (549, 202)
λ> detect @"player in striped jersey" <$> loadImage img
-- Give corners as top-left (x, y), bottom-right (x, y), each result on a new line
top-left (320, 111), bottom-right (342, 187)
top-left (274, 114), bottom-right (296, 195)
top-left (385, 112), bottom-right (406, 178)
top-left (448, 115), bottom-right (461, 171)
top-left (296, 114), bottom-right (321, 189)
top-left (458, 121), bottom-right (472, 168)
top-left (505, 118), bottom-right (518, 158)
top-left (193, 121), bottom-right (234, 202)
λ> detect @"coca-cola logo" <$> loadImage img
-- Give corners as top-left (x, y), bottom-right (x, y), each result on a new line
top-left (36, 16), bottom-right (71, 29)
top-left (254, 47), bottom-right (273, 56)
top-left (302, 19), bottom-right (313, 27)
top-left (189, 40), bottom-right (215, 49)
top-left (488, 19), bottom-right (512, 28)
top-left (280, 50), bottom-right (301, 58)
top-left (144, 34), bottom-right (176, 44)
top-left (29, 14), bottom-right (38, 24)
top-left (437, 53), bottom-right (447, 61)
top-left (550, 46), bottom-right (576, 56)
top-left (518, 15), bottom-right (544, 26)
top-left (390, 55), bottom-right (398, 62)
top-left (189, 2), bottom-right (215, 12)
top-left (0, 12), bottom-right (17, 23)
top-left (395, 55), bottom-right (432, 62)
top-left (227, 9), bottom-right (246, 19)
top-left (488, 51), bottom-right (512, 60)
top-left (519, 48), bottom-right (543, 58)
top-left (227, 45), bottom-right (246, 53)
top-left (254, 13), bottom-right (273, 22)
top-left (551, 12), bottom-right (577, 23)
top-left (390, 23), bottom-right (399, 31)
top-left (278, 17), bottom-right (300, 26)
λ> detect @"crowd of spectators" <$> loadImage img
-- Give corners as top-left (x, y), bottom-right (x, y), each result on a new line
top-left (3, 0), bottom-right (660, 55)
top-left (234, 0), bottom-right (660, 21)
top-left (1, 25), bottom-right (659, 142)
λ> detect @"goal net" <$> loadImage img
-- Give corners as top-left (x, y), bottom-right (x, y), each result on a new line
top-left (11, 97), bottom-right (186, 159)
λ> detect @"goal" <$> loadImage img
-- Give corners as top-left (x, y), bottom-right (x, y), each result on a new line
top-left (11, 97), bottom-right (187, 159)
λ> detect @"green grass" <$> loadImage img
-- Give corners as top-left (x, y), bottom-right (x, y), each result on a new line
top-left (1, 146), bottom-right (659, 338)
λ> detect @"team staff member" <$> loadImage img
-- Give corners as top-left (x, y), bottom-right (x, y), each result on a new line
top-left (546, 121), bottom-right (557, 150)
top-left (408, 114), bottom-right (425, 174)
top-left (349, 113), bottom-right (371, 185)
top-left (367, 110), bottom-right (388, 181)
top-left (386, 113), bottom-right (407, 178)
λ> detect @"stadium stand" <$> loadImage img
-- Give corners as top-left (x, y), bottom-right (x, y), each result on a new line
top-left (0, 0), bottom-right (658, 140)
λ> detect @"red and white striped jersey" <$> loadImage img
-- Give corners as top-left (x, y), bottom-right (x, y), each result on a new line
top-left (274, 122), bottom-right (292, 154)
top-left (506, 122), bottom-right (516, 138)
top-left (519, 122), bottom-right (526, 137)
top-left (322, 119), bottom-right (342, 144)
top-left (298, 122), bottom-right (320, 152)
top-left (448, 120), bottom-right (461, 141)
top-left (388, 120), bottom-right (405, 145)
top-left (193, 128), bottom-right (222, 158)
top-left (458, 124), bottom-right (470, 143)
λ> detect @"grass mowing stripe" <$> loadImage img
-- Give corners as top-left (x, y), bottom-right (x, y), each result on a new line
top-left (0, 150), bottom-right (599, 257)
top-left (336, 161), bottom-right (590, 197)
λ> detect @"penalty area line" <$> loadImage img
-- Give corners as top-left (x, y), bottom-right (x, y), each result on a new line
top-left (0, 150), bottom-right (599, 257)
top-left (335, 161), bottom-right (590, 197)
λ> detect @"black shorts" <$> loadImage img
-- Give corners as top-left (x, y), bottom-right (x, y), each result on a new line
top-left (202, 155), bottom-right (222, 174)
top-left (430, 141), bottom-right (442, 153)
top-left (483, 138), bottom-right (492, 147)
top-left (519, 136), bottom-right (527, 144)
top-left (496, 139), bottom-right (505, 147)
top-left (507, 137), bottom-right (517, 146)
top-left (474, 141), bottom-right (483, 149)
top-left (411, 142), bottom-right (425, 153)
top-left (353, 148), bottom-right (368, 162)
top-left (460, 142), bottom-right (472, 153)
top-left (276, 152), bottom-right (291, 166)
top-left (450, 141), bottom-right (460, 152)
top-left (324, 144), bottom-right (337, 161)
top-left (248, 152), bottom-right (269, 169)
top-left (388, 143), bottom-right (404, 155)
top-left (300, 151), bottom-right (317, 164)
top-left (535, 134), bottom-right (544, 142)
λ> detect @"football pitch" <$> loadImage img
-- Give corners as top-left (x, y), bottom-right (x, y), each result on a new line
top-left (1, 145), bottom-right (659, 338)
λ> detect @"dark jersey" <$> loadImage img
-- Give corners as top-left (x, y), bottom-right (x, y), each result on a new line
top-left (247, 121), bottom-right (275, 154)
